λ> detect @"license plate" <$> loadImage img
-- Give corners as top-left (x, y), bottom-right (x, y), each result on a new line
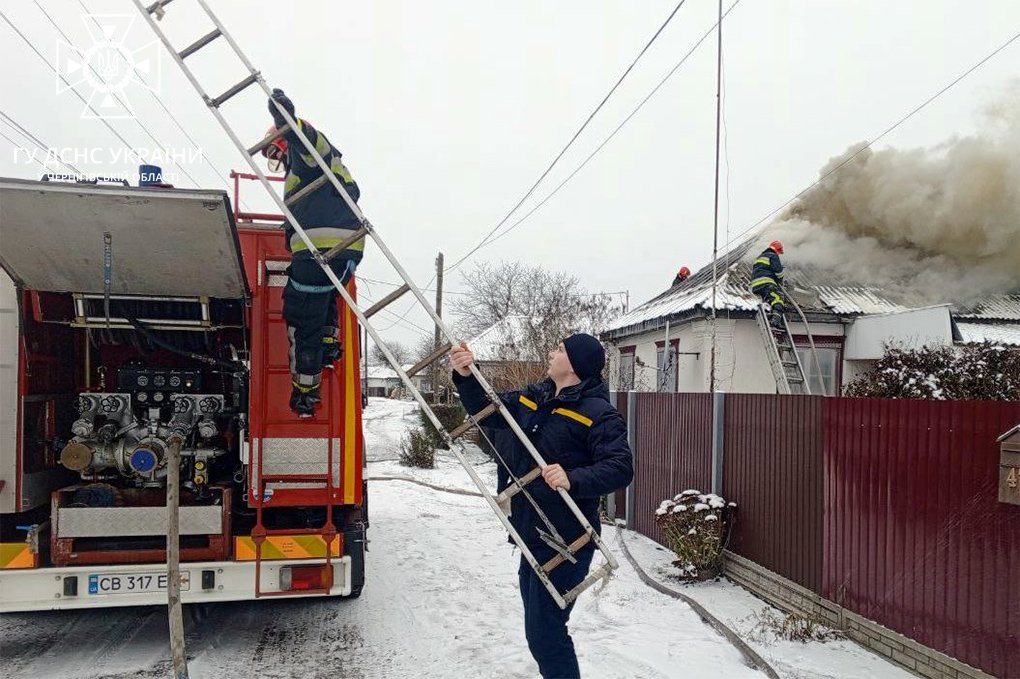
top-left (88, 571), bottom-right (191, 595)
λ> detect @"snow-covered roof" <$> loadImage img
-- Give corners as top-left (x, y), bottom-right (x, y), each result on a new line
top-left (468, 315), bottom-right (544, 362)
top-left (606, 239), bottom-right (1020, 339)
top-left (366, 364), bottom-right (417, 380)
top-left (955, 321), bottom-right (1020, 347)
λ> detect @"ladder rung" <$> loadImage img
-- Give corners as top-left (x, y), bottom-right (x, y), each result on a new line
top-left (788, 376), bottom-right (804, 383)
top-left (365, 284), bottom-right (411, 318)
top-left (285, 173), bottom-right (330, 207)
top-left (178, 28), bottom-right (221, 59)
top-left (247, 122), bottom-right (292, 156)
top-left (449, 402), bottom-right (498, 439)
top-left (562, 561), bottom-right (613, 605)
top-left (406, 342), bottom-right (452, 378)
top-left (781, 361), bottom-right (799, 367)
top-left (145, 0), bottom-right (174, 14)
top-left (322, 226), bottom-right (369, 262)
top-left (210, 73), bottom-right (259, 108)
top-left (543, 533), bottom-right (592, 573)
top-left (495, 466), bottom-right (543, 505)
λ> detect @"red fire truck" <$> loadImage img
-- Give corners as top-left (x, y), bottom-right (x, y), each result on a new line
top-left (0, 172), bottom-right (366, 611)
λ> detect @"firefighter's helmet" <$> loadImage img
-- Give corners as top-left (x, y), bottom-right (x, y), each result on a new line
top-left (262, 126), bottom-right (288, 172)
top-left (769, 240), bottom-right (784, 254)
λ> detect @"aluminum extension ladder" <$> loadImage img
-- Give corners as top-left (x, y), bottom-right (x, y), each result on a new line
top-left (754, 286), bottom-right (825, 396)
top-left (132, 0), bottom-right (616, 610)
top-left (755, 304), bottom-right (809, 395)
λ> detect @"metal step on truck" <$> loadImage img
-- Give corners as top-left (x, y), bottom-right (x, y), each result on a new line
top-left (0, 171), bottom-right (367, 611)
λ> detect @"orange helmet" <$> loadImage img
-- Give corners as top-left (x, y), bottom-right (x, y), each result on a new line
top-left (261, 126), bottom-right (288, 171)
top-left (677, 266), bottom-right (690, 278)
top-left (769, 240), bottom-right (784, 254)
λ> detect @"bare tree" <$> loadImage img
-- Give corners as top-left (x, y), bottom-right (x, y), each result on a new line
top-left (370, 340), bottom-right (410, 366)
top-left (452, 260), bottom-right (625, 375)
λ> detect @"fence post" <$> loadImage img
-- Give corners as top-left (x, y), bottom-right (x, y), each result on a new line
top-left (711, 391), bottom-right (725, 496)
top-left (606, 390), bottom-right (618, 521)
top-left (626, 390), bottom-right (637, 529)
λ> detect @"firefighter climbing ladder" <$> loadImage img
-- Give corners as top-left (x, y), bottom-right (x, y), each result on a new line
top-left (133, 0), bottom-right (616, 611)
top-left (754, 289), bottom-right (824, 395)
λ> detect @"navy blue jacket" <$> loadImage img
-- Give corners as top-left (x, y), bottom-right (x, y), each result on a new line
top-left (454, 371), bottom-right (633, 553)
top-left (750, 247), bottom-right (784, 290)
top-left (271, 110), bottom-right (364, 264)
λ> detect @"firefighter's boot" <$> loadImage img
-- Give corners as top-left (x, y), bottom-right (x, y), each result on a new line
top-left (321, 326), bottom-right (341, 369)
top-left (290, 384), bottom-right (321, 418)
top-left (770, 302), bottom-right (786, 330)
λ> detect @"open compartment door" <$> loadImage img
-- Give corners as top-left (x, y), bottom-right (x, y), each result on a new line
top-left (0, 178), bottom-right (250, 299)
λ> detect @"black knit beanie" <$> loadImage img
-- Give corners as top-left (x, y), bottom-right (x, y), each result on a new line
top-left (562, 333), bottom-right (606, 381)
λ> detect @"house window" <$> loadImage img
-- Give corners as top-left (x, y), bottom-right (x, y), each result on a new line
top-left (655, 341), bottom-right (678, 392)
top-left (619, 347), bottom-right (635, 390)
top-left (795, 346), bottom-right (839, 396)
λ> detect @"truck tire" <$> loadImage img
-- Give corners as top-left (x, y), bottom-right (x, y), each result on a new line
top-left (342, 523), bottom-right (365, 599)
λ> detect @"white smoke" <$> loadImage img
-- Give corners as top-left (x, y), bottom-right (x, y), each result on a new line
top-left (752, 86), bottom-right (1020, 305)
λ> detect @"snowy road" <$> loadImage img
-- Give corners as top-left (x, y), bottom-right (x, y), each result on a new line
top-left (0, 399), bottom-right (908, 678)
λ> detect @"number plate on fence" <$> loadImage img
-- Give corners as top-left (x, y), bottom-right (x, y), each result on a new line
top-left (88, 571), bottom-right (191, 595)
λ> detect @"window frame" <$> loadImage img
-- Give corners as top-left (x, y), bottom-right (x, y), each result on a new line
top-left (618, 345), bottom-right (636, 391)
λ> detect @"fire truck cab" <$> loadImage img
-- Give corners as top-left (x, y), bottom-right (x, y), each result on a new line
top-left (0, 174), bottom-right (366, 611)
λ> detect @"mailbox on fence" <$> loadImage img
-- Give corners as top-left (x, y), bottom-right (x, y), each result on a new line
top-left (998, 424), bottom-right (1020, 506)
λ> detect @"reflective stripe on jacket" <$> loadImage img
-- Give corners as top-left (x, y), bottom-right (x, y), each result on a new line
top-left (750, 247), bottom-right (784, 290)
top-left (278, 118), bottom-right (364, 262)
top-left (453, 371), bottom-right (633, 551)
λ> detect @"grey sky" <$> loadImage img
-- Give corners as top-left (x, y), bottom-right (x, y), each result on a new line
top-left (1, 1), bottom-right (1018, 348)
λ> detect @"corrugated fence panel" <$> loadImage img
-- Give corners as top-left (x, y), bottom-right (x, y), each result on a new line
top-left (824, 398), bottom-right (1020, 679)
top-left (723, 394), bottom-right (824, 594)
top-left (632, 392), bottom-right (713, 544)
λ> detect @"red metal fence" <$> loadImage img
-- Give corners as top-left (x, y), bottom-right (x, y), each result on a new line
top-left (626, 392), bottom-right (1019, 678)
top-left (724, 394), bottom-right (825, 594)
top-left (631, 392), bottom-right (713, 542)
top-left (824, 398), bottom-right (1020, 678)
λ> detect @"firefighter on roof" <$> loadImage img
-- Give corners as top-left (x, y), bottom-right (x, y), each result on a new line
top-left (262, 88), bottom-right (365, 417)
top-left (672, 266), bottom-right (690, 286)
top-left (750, 240), bottom-right (786, 328)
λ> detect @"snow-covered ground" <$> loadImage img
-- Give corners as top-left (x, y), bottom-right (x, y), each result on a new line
top-left (0, 398), bottom-right (910, 678)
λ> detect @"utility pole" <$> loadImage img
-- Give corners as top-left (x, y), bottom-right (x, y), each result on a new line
top-left (709, 0), bottom-right (723, 394)
top-left (432, 252), bottom-right (444, 402)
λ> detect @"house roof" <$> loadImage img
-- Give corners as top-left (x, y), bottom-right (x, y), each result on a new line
top-left (955, 321), bottom-right (1020, 347)
top-left (606, 239), bottom-right (1020, 339)
top-left (366, 364), bottom-right (416, 380)
top-left (469, 315), bottom-right (544, 362)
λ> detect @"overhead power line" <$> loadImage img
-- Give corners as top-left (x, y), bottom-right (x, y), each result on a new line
top-left (76, 0), bottom-right (251, 206)
top-left (0, 109), bottom-right (85, 175)
top-left (723, 28), bottom-right (1020, 254)
top-left (446, 0), bottom-right (691, 274)
top-left (28, 2), bottom-right (205, 189)
top-left (0, 126), bottom-right (50, 172)
top-left (473, 0), bottom-right (742, 257)
top-left (382, 2), bottom-right (694, 331)
top-left (0, 9), bottom-right (149, 175)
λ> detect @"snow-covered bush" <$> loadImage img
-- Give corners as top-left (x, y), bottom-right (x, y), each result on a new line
top-left (399, 427), bottom-right (435, 469)
top-left (844, 341), bottom-right (1020, 400)
top-left (654, 490), bottom-right (736, 581)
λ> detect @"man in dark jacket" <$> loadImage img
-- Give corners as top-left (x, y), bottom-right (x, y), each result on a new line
top-left (750, 239), bottom-right (786, 328)
top-left (263, 88), bottom-right (365, 417)
top-left (450, 333), bottom-right (633, 679)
